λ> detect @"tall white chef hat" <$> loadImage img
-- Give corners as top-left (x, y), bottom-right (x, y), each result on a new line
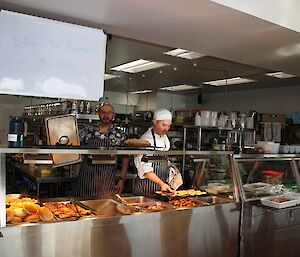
top-left (153, 109), bottom-right (172, 121)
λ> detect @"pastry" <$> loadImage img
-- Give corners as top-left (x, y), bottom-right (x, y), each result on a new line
top-left (122, 139), bottom-right (151, 147)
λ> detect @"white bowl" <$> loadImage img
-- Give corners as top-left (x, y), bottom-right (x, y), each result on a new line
top-left (256, 141), bottom-right (280, 154)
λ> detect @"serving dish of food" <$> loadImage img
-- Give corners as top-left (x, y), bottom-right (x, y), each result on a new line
top-left (129, 201), bottom-right (173, 212)
top-left (168, 197), bottom-right (209, 209)
top-left (78, 199), bottom-right (135, 216)
top-left (43, 201), bottom-right (93, 220)
top-left (260, 193), bottom-right (300, 209)
top-left (243, 182), bottom-right (272, 196)
top-left (155, 189), bottom-right (207, 198)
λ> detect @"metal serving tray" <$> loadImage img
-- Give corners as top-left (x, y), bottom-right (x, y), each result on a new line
top-left (198, 195), bottom-right (234, 205)
top-left (260, 193), bottom-right (300, 209)
top-left (121, 196), bottom-right (173, 212)
top-left (79, 199), bottom-right (135, 216)
top-left (121, 196), bottom-right (155, 205)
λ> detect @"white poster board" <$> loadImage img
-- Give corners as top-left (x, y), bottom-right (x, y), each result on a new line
top-left (0, 10), bottom-right (107, 101)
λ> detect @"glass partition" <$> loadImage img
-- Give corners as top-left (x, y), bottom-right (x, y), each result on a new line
top-left (235, 157), bottom-right (300, 201)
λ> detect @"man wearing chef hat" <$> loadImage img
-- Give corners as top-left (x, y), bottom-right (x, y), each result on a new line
top-left (134, 108), bottom-right (174, 195)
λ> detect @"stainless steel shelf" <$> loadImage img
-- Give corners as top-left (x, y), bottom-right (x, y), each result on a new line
top-left (0, 145), bottom-right (232, 156)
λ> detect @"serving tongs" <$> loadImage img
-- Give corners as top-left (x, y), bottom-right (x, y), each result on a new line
top-left (114, 194), bottom-right (143, 212)
top-left (70, 199), bottom-right (98, 218)
top-left (71, 199), bottom-right (82, 218)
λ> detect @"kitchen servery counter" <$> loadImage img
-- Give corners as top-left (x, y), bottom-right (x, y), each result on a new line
top-left (0, 147), bottom-right (240, 257)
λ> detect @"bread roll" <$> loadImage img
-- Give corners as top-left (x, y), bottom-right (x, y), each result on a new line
top-left (6, 208), bottom-right (14, 222)
top-left (14, 207), bottom-right (27, 218)
top-left (11, 202), bottom-right (24, 208)
top-left (10, 216), bottom-right (23, 224)
top-left (24, 214), bottom-right (40, 223)
top-left (39, 206), bottom-right (54, 221)
top-left (23, 202), bottom-right (40, 214)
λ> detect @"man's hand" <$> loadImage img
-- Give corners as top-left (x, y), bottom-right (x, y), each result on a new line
top-left (115, 179), bottom-right (125, 194)
top-left (160, 183), bottom-right (174, 193)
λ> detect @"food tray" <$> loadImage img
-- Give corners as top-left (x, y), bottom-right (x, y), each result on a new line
top-left (78, 199), bottom-right (135, 216)
top-left (168, 197), bottom-right (210, 209)
top-left (42, 201), bottom-right (92, 221)
top-left (130, 201), bottom-right (173, 212)
top-left (153, 189), bottom-right (207, 201)
top-left (243, 182), bottom-right (271, 193)
top-left (122, 196), bottom-right (155, 205)
top-left (260, 194), bottom-right (300, 209)
top-left (205, 184), bottom-right (232, 195)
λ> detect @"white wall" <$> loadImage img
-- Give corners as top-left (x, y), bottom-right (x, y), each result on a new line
top-left (103, 91), bottom-right (138, 114)
top-left (134, 92), bottom-right (157, 112)
top-left (185, 85), bottom-right (300, 115)
top-left (134, 92), bottom-right (187, 112)
top-left (156, 92), bottom-right (186, 110)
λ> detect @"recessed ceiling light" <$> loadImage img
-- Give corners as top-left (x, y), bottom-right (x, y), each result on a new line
top-left (104, 74), bottom-right (119, 80)
top-left (129, 89), bottom-right (152, 94)
top-left (265, 71), bottom-right (296, 79)
top-left (203, 77), bottom-right (256, 86)
top-left (160, 84), bottom-right (200, 91)
top-left (111, 59), bottom-right (169, 73)
top-left (164, 48), bottom-right (205, 60)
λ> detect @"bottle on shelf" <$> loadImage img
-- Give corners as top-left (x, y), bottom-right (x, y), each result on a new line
top-left (194, 112), bottom-right (201, 126)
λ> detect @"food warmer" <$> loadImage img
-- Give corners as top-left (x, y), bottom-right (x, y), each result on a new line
top-left (234, 154), bottom-right (300, 257)
top-left (0, 147), bottom-right (240, 257)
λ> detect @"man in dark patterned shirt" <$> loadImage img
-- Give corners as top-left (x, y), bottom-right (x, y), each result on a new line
top-left (75, 102), bottom-right (129, 197)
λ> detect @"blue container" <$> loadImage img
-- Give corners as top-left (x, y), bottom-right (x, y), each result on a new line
top-left (8, 116), bottom-right (24, 147)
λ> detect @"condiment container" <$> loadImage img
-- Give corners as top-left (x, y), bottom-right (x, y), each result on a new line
top-left (194, 113), bottom-right (201, 126)
top-left (262, 170), bottom-right (284, 184)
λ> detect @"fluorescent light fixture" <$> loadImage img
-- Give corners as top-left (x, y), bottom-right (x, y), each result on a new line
top-left (265, 71), bottom-right (296, 79)
top-left (104, 74), bottom-right (119, 80)
top-left (160, 84), bottom-right (200, 91)
top-left (130, 89), bottom-right (152, 94)
top-left (164, 48), bottom-right (205, 60)
top-left (203, 77), bottom-right (256, 86)
top-left (111, 59), bottom-right (169, 73)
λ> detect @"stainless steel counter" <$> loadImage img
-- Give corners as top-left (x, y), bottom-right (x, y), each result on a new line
top-left (0, 147), bottom-right (242, 257)
top-left (240, 201), bottom-right (300, 257)
top-left (0, 201), bottom-right (240, 257)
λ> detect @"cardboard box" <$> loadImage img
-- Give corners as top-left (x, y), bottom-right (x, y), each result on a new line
top-left (261, 113), bottom-right (286, 123)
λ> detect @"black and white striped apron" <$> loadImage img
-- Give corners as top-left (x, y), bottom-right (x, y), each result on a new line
top-left (134, 129), bottom-right (169, 196)
top-left (75, 136), bottom-right (116, 198)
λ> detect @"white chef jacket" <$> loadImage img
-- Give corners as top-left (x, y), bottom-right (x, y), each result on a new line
top-left (134, 127), bottom-right (170, 179)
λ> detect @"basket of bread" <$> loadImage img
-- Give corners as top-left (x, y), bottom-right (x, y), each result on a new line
top-left (6, 194), bottom-right (54, 224)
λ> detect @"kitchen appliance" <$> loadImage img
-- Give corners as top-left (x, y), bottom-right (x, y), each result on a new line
top-left (45, 114), bottom-right (81, 167)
